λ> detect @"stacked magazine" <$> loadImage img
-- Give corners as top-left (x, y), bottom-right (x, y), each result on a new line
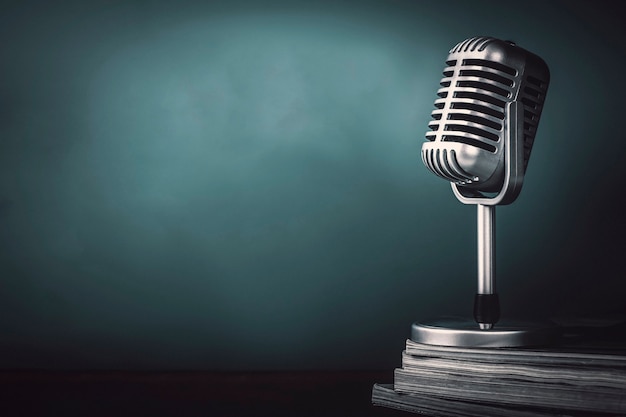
top-left (373, 324), bottom-right (626, 416)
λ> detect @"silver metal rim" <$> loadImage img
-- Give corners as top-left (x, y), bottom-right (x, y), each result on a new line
top-left (411, 317), bottom-right (560, 348)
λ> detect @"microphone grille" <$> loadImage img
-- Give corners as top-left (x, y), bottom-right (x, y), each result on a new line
top-left (425, 36), bottom-right (550, 174)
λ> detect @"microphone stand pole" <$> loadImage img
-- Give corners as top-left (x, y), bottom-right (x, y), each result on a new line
top-left (475, 204), bottom-right (499, 330)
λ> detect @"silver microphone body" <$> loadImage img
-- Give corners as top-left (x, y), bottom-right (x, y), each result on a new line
top-left (422, 36), bottom-right (549, 205)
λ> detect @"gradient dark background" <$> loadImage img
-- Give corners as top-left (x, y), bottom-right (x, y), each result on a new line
top-left (1, 0), bottom-right (625, 371)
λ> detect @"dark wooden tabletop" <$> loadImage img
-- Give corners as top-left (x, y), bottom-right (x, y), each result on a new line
top-left (0, 370), bottom-right (409, 416)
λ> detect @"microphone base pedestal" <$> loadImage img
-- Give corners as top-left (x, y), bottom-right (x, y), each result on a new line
top-left (411, 317), bottom-right (560, 348)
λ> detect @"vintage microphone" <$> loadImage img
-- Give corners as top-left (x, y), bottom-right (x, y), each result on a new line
top-left (412, 36), bottom-right (558, 347)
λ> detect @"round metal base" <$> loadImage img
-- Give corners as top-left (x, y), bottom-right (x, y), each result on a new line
top-left (411, 317), bottom-right (560, 348)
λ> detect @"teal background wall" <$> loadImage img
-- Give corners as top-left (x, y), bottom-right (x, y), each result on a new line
top-left (1, 0), bottom-right (625, 370)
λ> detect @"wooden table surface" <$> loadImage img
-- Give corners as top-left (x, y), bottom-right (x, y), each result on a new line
top-left (0, 370), bottom-right (409, 416)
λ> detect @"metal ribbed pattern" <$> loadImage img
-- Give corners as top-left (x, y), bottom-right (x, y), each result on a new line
top-left (425, 51), bottom-right (516, 154)
top-left (421, 147), bottom-right (475, 183)
top-left (425, 37), bottom-right (550, 175)
top-left (450, 36), bottom-right (497, 53)
top-left (519, 75), bottom-right (549, 169)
